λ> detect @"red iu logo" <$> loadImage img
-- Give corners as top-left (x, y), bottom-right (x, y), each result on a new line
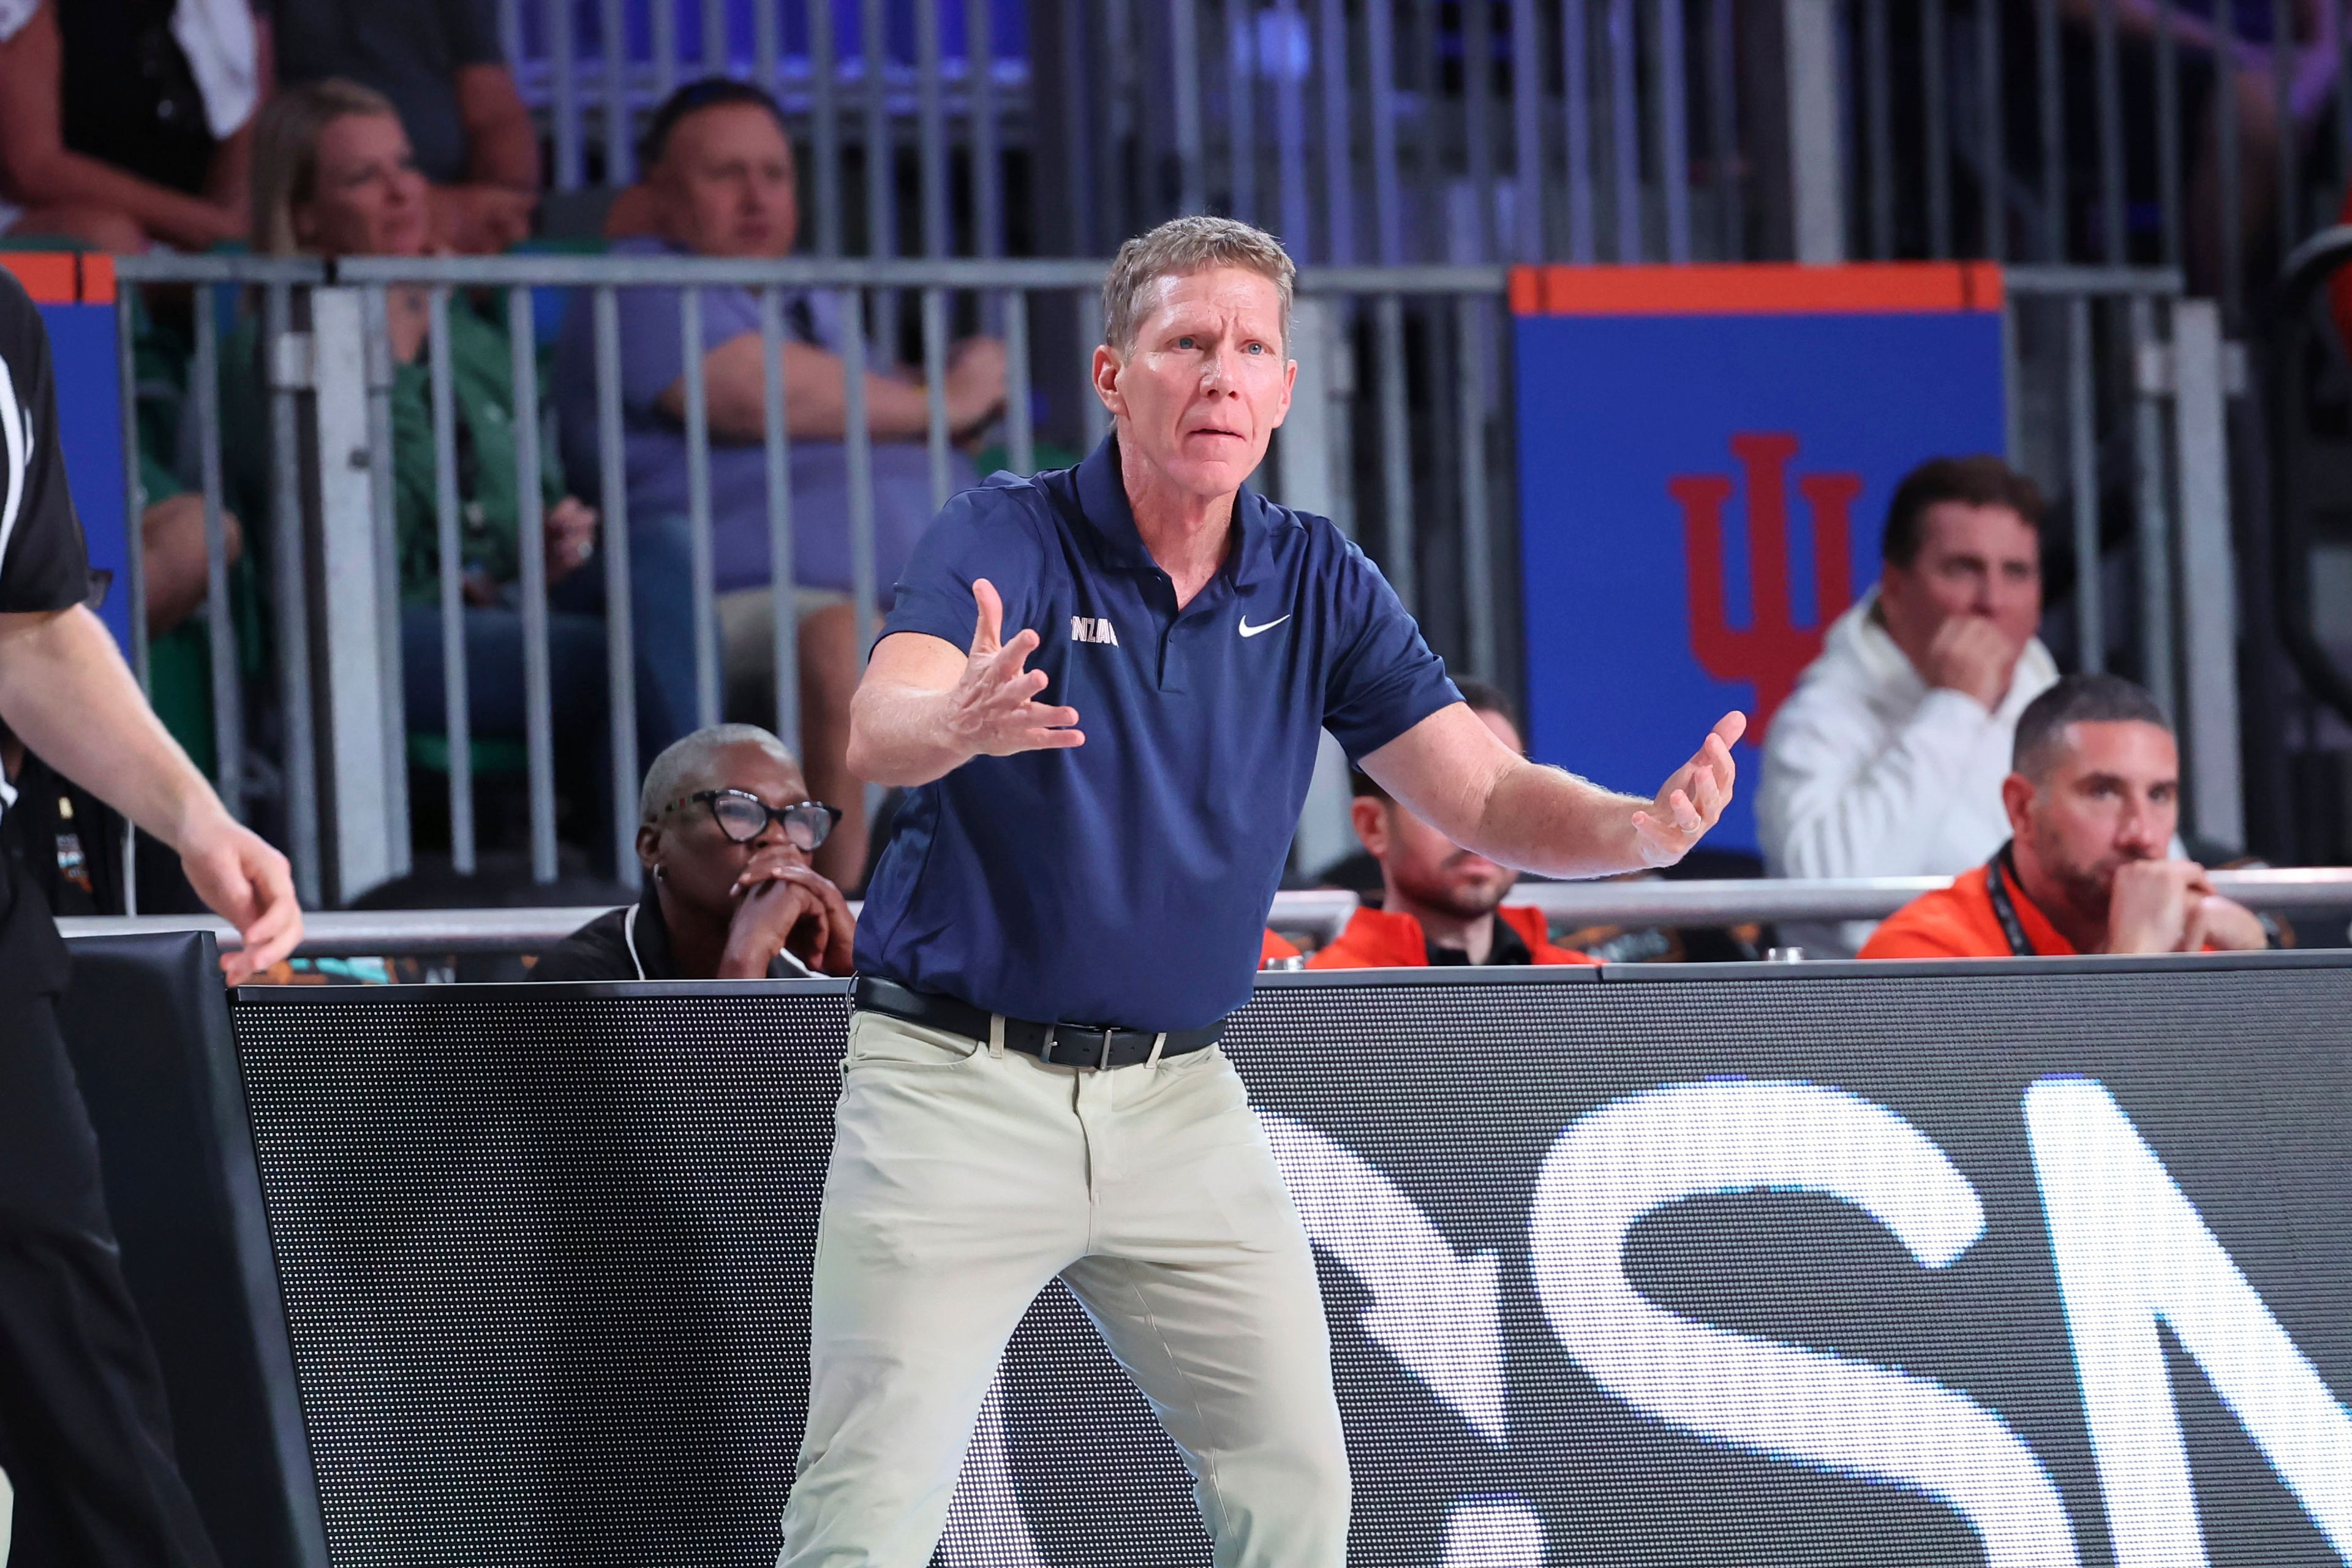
top-left (1669, 434), bottom-right (1863, 738)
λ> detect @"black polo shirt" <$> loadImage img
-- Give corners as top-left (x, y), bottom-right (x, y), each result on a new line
top-left (854, 435), bottom-right (1459, 1033)
top-left (529, 885), bottom-right (811, 982)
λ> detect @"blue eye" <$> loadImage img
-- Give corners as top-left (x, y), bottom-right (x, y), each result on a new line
top-left (1244, 342), bottom-right (1265, 353)
top-left (1175, 335), bottom-right (1198, 349)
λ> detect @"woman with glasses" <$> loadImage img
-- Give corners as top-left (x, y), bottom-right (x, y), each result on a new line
top-left (529, 725), bottom-right (854, 981)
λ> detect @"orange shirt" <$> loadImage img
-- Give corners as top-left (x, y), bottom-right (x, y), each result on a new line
top-left (1305, 905), bottom-right (1600, 970)
top-left (1260, 928), bottom-right (1303, 968)
top-left (1858, 862), bottom-right (2078, 959)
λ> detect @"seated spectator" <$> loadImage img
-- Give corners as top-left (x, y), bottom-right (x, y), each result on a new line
top-left (227, 83), bottom-right (644, 799)
top-left (1861, 674), bottom-right (2266, 958)
top-left (1308, 680), bottom-right (1597, 970)
top-left (268, 0), bottom-right (537, 254)
top-left (1758, 455), bottom-right (2059, 957)
top-left (531, 724), bottom-right (855, 981)
top-left (556, 78), bottom-right (1009, 887)
top-left (0, 0), bottom-right (263, 251)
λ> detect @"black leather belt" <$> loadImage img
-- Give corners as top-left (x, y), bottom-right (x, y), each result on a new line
top-left (850, 975), bottom-right (1222, 1070)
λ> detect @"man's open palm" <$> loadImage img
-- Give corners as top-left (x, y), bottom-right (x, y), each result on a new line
top-left (1631, 712), bottom-right (1746, 867)
top-left (946, 578), bottom-right (1085, 759)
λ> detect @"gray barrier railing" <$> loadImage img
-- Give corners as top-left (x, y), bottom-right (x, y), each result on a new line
top-left (56, 868), bottom-right (2352, 959)
top-left (503, 1), bottom-right (2352, 331)
top-left (113, 251), bottom-right (2234, 910)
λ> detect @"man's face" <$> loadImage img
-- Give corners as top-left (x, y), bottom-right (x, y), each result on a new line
top-left (1095, 266), bottom-right (1294, 502)
top-left (1879, 501), bottom-right (2042, 665)
top-left (637, 740), bottom-right (814, 918)
top-left (2007, 720), bottom-right (2179, 923)
top-left (653, 105), bottom-right (799, 259)
top-left (1358, 709), bottom-right (1525, 921)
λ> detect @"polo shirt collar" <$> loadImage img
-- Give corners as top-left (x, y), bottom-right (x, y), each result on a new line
top-left (1072, 434), bottom-right (1275, 586)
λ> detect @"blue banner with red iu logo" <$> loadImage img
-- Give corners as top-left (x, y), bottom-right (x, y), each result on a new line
top-left (1513, 264), bottom-right (2008, 856)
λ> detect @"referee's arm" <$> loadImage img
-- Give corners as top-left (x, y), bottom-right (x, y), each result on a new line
top-left (1360, 704), bottom-right (1747, 879)
top-left (848, 578), bottom-right (1084, 787)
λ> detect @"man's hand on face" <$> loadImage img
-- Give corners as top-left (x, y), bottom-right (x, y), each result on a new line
top-left (2101, 859), bottom-right (2263, 954)
top-left (946, 578), bottom-right (1085, 760)
top-left (1920, 614), bottom-right (2021, 711)
top-left (723, 849), bottom-right (856, 976)
top-left (1630, 712), bottom-right (1745, 869)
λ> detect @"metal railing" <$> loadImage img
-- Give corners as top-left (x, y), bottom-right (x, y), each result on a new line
top-left (57, 868), bottom-right (2352, 959)
top-left (500, 1), bottom-right (2352, 327)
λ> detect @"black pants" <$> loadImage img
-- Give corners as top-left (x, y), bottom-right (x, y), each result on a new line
top-left (0, 937), bottom-right (221, 1567)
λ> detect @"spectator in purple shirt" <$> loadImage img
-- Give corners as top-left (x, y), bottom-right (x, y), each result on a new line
top-left (556, 78), bottom-right (1008, 887)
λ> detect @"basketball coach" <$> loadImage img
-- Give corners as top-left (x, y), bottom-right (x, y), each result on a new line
top-left (779, 216), bottom-right (1744, 1567)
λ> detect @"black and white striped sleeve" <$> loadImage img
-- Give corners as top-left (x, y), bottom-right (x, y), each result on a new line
top-left (0, 267), bottom-right (91, 616)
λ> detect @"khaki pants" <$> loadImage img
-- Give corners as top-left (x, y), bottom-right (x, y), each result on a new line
top-left (777, 1011), bottom-right (1351, 1568)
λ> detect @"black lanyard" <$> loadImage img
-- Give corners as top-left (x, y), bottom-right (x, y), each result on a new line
top-left (1983, 843), bottom-right (2036, 957)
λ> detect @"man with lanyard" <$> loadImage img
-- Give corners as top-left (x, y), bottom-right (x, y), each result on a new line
top-left (1861, 673), bottom-right (2266, 959)
top-left (777, 217), bottom-right (1744, 1567)
top-left (0, 266), bottom-right (300, 1563)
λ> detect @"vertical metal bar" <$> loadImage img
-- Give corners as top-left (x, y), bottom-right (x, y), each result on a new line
top-left (2274, 0), bottom-right (2296, 264)
top-left (265, 282), bottom-right (319, 906)
top-left (1319, 0), bottom-right (1355, 261)
top-left (1456, 295), bottom-right (1496, 677)
top-left (680, 287), bottom-right (720, 726)
top-left (2171, 298), bottom-right (2241, 847)
top-left (2067, 293), bottom-right (2103, 671)
top-left (652, 0), bottom-right (677, 101)
top-left (1173, 0), bottom-right (1206, 215)
top-left (1607, 0), bottom-right (1641, 263)
top-left (360, 285), bottom-right (409, 879)
top-left (500, 0), bottom-right (526, 79)
top-left (1924, 0), bottom-right (1950, 258)
top-left (917, 0), bottom-right (948, 257)
top-left (1709, 0), bottom-right (1739, 259)
top-left (840, 288), bottom-right (880, 672)
top-left (601, 0), bottom-right (632, 186)
top-left (2000, 287), bottom-right (2024, 464)
top-left (754, 0), bottom-right (777, 95)
top-left (2215, 0), bottom-right (2243, 325)
top-left (863, 0), bottom-right (895, 265)
top-left (1102, 0), bottom-right (1137, 240)
top-left (1864, 0), bottom-right (1893, 259)
top-left (2131, 295), bottom-right (2175, 723)
top-left (2338, 2), bottom-right (2352, 213)
top-left (1004, 289), bottom-right (1035, 474)
top-left (2095, 0), bottom-right (2126, 262)
top-left (1366, 0), bottom-right (1404, 263)
top-left (550, 0), bottom-right (582, 190)
top-left (1376, 293), bottom-right (1414, 611)
top-left (922, 286), bottom-right (952, 511)
top-left (1565, 0), bottom-right (1596, 263)
top-left (593, 286), bottom-right (639, 888)
top-left (1978, 0), bottom-right (2005, 260)
top-left (1410, 0), bottom-right (1441, 259)
top-left (2037, 0), bottom-right (2064, 260)
top-left (185, 287), bottom-right (244, 817)
top-left (428, 289), bottom-right (473, 873)
top-left (1079, 291), bottom-right (1109, 450)
top-left (759, 287), bottom-right (801, 761)
top-left (812, 0), bottom-right (843, 255)
top-left (505, 286), bottom-right (557, 883)
top-left (116, 289), bottom-right (148, 695)
top-left (1230, 0), bottom-right (1257, 224)
top-left (1060, 0), bottom-right (1097, 252)
top-left (1466, 0), bottom-right (1500, 260)
top-left (967, 0), bottom-right (1003, 256)
top-left (2157, 0), bottom-right (2183, 269)
top-left (1656, 0), bottom-right (1692, 262)
top-left (703, 0), bottom-right (726, 75)
top-left (1510, 0), bottom-right (1543, 262)
top-left (1275, 0), bottom-right (1310, 254)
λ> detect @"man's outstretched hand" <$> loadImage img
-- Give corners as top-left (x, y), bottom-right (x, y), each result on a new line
top-left (1630, 712), bottom-right (1746, 868)
top-left (178, 808), bottom-right (303, 983)
top-left (946, 578), bottom-right (1085, 760)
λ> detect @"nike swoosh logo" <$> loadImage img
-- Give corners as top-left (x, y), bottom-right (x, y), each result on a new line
top-left (1238, 614), bottom-right (1291, 638)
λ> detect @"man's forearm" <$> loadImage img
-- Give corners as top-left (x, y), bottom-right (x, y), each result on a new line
top-left (845, 679), bottom-right (974, 786)
top-left (0, 606), bottom-right (228, 849)
top-left (1464, 761), bottom-right (1651, 880)
top-left (685, 338), bottom-right (936, 443)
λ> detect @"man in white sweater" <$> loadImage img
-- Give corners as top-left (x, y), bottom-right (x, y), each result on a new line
top-left (1759, 455), bottom-right (2058, 956)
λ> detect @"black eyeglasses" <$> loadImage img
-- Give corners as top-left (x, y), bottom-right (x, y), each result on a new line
top-left (666, 790), bottom-right (840, 850)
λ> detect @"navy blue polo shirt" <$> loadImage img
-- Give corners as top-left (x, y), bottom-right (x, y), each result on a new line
top-left (853, 435), bottom-right (1460, 1032)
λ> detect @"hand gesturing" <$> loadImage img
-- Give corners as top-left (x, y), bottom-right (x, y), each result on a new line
top-left (947, 579), bottom-right (1085, 758)
top-left (1630, 711), bottom-right (1746, 867)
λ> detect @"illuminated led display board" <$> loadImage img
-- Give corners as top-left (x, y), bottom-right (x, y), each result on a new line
top-left (230, 960), bottom-right (2352, 1567)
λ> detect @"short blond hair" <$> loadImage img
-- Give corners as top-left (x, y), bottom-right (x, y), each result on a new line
top-left (1101, 216), bottom-right (1295, 356)
top-left (249, 79), bottom-right (403, 256)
